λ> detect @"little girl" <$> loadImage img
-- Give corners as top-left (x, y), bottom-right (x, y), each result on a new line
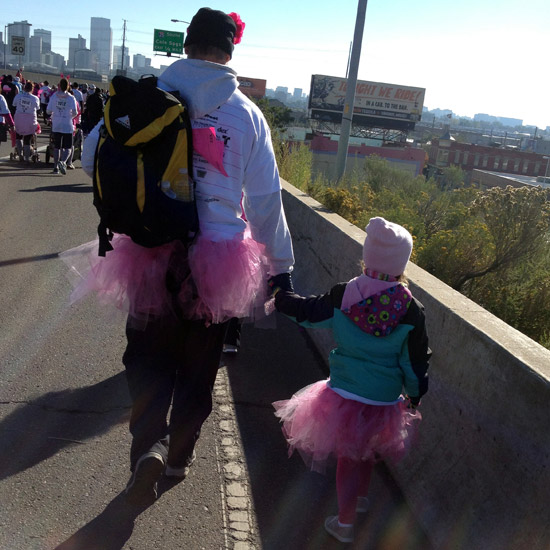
top-left (272, 217), bottom-right (431, 543)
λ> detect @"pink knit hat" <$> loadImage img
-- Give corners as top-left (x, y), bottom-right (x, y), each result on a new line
top-left (363, 217), bottom-right (413, 276)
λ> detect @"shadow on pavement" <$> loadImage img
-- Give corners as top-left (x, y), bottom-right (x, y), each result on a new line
top-left (19, 182), bottom-right (93, 193)
top-left (54, 492), bottom-right (139, 550)
top-left (224, 313), bottom-right (433, 550)
top-left (0, 251), bottom-right (60, 268)
top-left (0, 372), bottom-right (130, 482)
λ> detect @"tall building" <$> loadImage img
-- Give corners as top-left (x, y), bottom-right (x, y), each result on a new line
top-left (6, 20), bottom-right (33, 64)
top-left (29, 35), bottom-right (42, 63)
top-left (69, 34), bottom-right (87, 70)
top-left (113, 45), bottom-right (130, 71)
top-left (90, 17), bottom-right (112, 75)
top-left (275, 86), bottom-right (289, 103)
top-left (43, 51), bottom-right (64, 71)
top-left (133, 53), bottom-right (150, 70)
top-left (34, 29), bottom-right (51, 54)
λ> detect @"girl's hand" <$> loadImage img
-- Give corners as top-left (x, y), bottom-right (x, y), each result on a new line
top-left (406, 395), bottom-right (420, 409)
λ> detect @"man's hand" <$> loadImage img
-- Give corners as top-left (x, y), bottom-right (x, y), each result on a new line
top-left (406, 395), bottom-right (421, 410)
top-left (268, 272), bottom-right (294, 295)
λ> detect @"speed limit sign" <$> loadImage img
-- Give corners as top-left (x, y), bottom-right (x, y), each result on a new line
top-left (11, 36), bottom-right (25, 56)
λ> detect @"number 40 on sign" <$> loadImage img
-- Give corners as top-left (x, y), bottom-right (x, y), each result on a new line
top-left (11, 36), bottom-right (25, 55)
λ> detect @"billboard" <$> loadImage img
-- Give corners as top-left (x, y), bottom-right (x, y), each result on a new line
top-left (309, 74), bottom-right (425, 131)
top-left (153, 29), bottom-right (184, 56)
top-left (237, 76), bottom-right (266, 99)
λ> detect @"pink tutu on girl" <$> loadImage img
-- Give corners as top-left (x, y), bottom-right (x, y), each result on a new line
top-left (273, 380), bottom-right (421, 474)
top-left (60, 230), bottom-right (269, 327)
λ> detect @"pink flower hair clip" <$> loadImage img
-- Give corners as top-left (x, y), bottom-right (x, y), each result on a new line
top-left (228, 12), bottom-right (245, 44)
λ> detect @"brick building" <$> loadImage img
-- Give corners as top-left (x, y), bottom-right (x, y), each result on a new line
top-left (428, 133), bottom-right (550, 181)
top-left (307, 133), bottom-right (427, 179)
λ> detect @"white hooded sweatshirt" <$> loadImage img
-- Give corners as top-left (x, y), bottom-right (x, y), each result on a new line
top-left (82, 59), bottom-right (294, 276)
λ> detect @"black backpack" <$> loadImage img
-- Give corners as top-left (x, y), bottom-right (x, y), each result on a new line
top-left (92, 75), bottom-right (198, 256)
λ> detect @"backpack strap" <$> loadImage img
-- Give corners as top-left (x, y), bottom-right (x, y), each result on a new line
top-left (97, 222), bottom-right (114, 257)
top-left (93, 122), bottom-right (114, 257)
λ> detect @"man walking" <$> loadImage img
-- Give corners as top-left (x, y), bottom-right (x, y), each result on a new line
top-left (47, 78), bottom-right (78, 174)
top-left (82, 85), bottom-right (103, 135)
top-left (71, 82), bottom-right (84, 112)
top-left (39, 81), bottom-right (51, 124)
top-left (80, 7), bottom-right (294, 505)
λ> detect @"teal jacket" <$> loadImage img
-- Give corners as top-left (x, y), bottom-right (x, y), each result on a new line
top-left (275, 283), bottom-right (431, 404)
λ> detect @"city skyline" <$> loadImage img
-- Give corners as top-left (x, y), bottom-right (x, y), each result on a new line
top-left (2, 0), bottom-right (549, 129)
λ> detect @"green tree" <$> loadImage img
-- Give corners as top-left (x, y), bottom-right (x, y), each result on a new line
top-left (253, 98), bottom-right (292, 138)
top-left (454, 186), bottom-right (550, 291)
top-left (466, 246), bottom-right (550, 346)
top-left (439, 165), bottom-right (465, 190)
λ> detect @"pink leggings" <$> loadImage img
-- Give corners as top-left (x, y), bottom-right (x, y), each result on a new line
top-left (336, 457), bottom-right (375, 524)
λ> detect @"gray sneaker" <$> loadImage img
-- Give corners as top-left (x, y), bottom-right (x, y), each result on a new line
top-left (52, 164), bottom-right (59, 174)
top-left (324, 516), bottom-right (354, 543)
top-left (125, 451), bottom-right (165, 505)
top-left (58, 161), bottom-right (67, 175)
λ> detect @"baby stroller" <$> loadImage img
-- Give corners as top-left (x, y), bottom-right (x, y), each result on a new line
top-left (73, 127), bottom-right (83, 161)
top-left (10, 131), bottom-right (40, 163)
top-left (45, 131), bottom-right (54, 164)
top-left (45, 126), bottom-right (83, 164)
top-left (10, 120), bottom-right (41, 163)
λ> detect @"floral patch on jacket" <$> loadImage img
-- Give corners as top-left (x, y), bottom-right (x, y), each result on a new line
top-left (342, 284), bottom-right (412, 337)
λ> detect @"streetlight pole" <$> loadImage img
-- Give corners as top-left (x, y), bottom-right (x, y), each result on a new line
top-left (171, 19), bottom-right (190, 24)
top-left (335, 0), bottom-right (368, 182)
top-left (543, 156), bottom-right (550, 182)
top-left (3, 25), bottom-right (7, 71)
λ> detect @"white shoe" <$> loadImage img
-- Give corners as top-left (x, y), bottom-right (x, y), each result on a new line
top-left (324, 516), bottom-right (354, 543)
top-left (165, 450), bottom-right (196, 479)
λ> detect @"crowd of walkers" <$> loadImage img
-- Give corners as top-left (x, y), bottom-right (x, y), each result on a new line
top-left (0, 70), bottom-right (106, 168)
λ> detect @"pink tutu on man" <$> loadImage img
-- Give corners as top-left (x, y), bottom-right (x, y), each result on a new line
top-left (181, 232), bottom-right (268, 323)
top-left (60, 230), bottom-right (269, 327)
top-left (273, 380), bottom-right (421, 474)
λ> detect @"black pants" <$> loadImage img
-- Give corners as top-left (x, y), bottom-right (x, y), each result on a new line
top-left (224, 317), bottom-right (242, 347)
top-left (122, 314), bottom-right (228, 471)
top-left (52, 132), bottom-right (73, 149)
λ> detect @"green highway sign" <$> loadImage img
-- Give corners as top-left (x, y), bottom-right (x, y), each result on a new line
top-left (153, 29), bottom-right (184, 55)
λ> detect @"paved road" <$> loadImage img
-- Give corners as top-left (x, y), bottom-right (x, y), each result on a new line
top-left (0, 131), bottom-right (432, 550)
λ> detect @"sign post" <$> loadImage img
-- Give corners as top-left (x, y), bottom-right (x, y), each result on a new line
top-left (153, 29), bottom-right (184, 57)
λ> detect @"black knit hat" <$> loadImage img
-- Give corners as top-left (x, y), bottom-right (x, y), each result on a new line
top-left (184, 8), bottom-right (237, 58)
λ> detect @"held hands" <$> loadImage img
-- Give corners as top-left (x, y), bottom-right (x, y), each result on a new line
top-left (406, 395), bottom-right (421, 410)
top-left (267, 272), bottom-right (294, 296)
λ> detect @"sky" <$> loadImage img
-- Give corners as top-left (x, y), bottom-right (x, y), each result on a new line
top-left (3, 0), bottom-right (550, 128)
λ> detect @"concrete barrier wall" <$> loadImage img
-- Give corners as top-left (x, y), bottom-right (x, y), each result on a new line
top-left (280, 178), bottom-right (550, 550)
